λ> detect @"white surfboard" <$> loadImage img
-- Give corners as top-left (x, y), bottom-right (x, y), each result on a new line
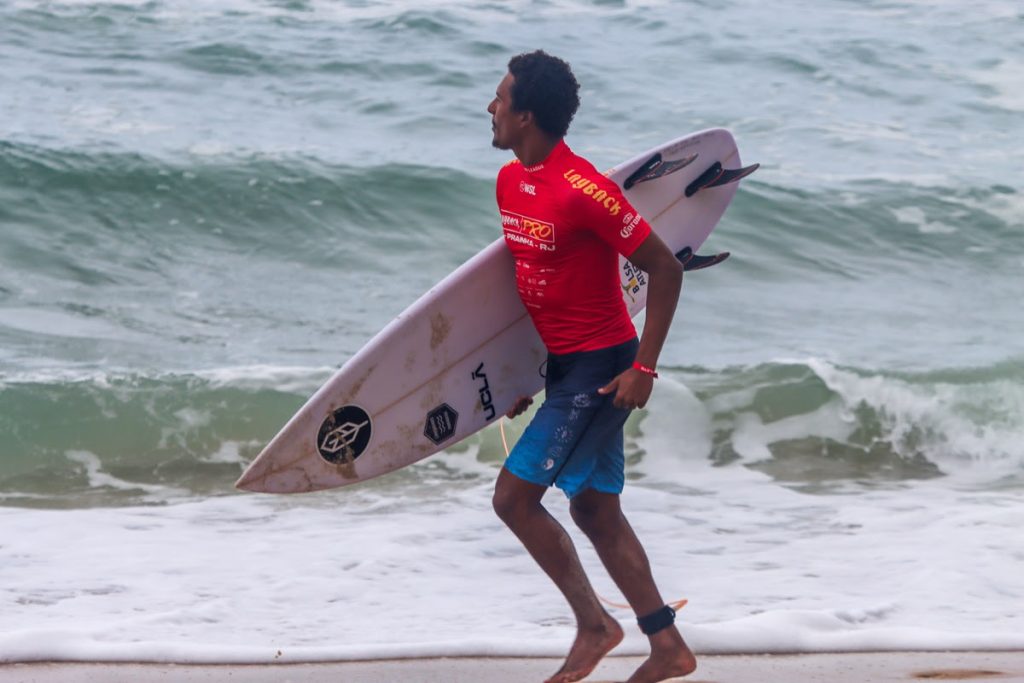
top-left (236, 128), bottom-right (750, 493)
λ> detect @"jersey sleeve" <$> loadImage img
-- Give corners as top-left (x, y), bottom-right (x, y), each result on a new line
top-left (565, 166), bottom-right (652, 257)
top-left (495, 158), bottom-right (519, 208)
top-left (495, 165), bottom-right (506, 207)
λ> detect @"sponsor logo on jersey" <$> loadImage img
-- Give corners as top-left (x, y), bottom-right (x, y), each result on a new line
top-left (563, 169), bottom-right (622, 217)
top-left (501, 210), bottom-right (556, 250)
top-left (620, 211), bottom-right (643, 239)
top-left (519, 181), bottom-right (537, 196)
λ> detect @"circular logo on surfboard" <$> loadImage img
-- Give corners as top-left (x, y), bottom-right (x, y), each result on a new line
top-left (317, 405), bottom-right (372, 464)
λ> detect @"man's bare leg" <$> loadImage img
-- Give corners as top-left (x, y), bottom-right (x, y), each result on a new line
top-left (493, 467), bottom-right (623, 683)
top-left (570, 489), bottom-right (697, 683)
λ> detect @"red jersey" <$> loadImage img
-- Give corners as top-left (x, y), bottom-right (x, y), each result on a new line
top-left (496, 140), bottom-right (652, 354)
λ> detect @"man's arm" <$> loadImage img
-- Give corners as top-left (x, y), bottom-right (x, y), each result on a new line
top-left (598, 231), bottom-right (683, 409)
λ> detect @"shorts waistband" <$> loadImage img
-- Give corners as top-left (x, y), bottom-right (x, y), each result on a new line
top-left (547, 336), bottom-right (639, 362)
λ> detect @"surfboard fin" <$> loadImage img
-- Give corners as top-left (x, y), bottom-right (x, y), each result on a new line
top-left (685, 251), bottom-right (730, 270)
top-left (684, 162), bottom-right (760, 197)
top-left (675, 246), bottom-right (730, 271)
top-left (623, 152), bottom-right (698, 190)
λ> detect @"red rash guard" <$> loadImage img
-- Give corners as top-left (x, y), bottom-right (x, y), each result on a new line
top-left (496, 140), bottom-right (652, 355)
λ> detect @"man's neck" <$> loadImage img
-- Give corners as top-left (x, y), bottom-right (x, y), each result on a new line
top-left (515, 135), bottom-right (561, 168)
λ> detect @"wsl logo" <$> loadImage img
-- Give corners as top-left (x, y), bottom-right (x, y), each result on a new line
top-left (317, 405), bottom-right (372, 464)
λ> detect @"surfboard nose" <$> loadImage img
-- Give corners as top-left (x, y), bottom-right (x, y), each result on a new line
top-left (234, 461), bottom-right (268, 492)
top-left (234, 448), bottom-right (324, 494)
top-left (235, 452), bottom-right (281, 492)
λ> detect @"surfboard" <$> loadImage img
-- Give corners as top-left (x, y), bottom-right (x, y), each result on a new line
top-left (236, 128), bottom-right (752, 493)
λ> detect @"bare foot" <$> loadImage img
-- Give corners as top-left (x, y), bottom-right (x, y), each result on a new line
top-left (625, 630), bottom-right (697, 683)
top-left (545, 615), bottom-right (624, 683)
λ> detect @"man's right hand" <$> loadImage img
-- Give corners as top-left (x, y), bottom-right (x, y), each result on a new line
top-left (505, 396), bottom-right (533, 419)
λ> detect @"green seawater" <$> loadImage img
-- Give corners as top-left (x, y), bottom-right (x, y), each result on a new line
top-left (1, 0), bottom-right (1022, 504)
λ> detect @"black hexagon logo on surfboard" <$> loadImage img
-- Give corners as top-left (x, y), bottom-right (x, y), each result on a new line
top-left (424, 403), bottom-right (458, 445)
top-left (317, 405), bottom-right (372, 464)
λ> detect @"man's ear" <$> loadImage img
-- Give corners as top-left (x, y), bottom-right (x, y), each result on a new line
top-left (517, 109), bottom-right (534, 130)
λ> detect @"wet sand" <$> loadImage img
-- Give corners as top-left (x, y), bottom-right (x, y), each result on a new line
top-left (2, 652), bottom-right (1023, 683)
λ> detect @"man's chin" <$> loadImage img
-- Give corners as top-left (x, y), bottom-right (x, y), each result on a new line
top-left (491, 135), bottom-right (508, 150)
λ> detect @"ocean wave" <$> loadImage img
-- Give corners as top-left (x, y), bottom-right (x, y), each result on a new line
top-left (2, 141), bottom-right (1018, 283)
top-left (0, 370), bottom-right (313, 507)
top-left (2, 358), bottom-right (1020, 507)
top-left (0, 142), bottom-right (497, 317)
top-left (0, 141), bottom-right (493, 244)
top-left (671, 357), bottom-right (1024, 491)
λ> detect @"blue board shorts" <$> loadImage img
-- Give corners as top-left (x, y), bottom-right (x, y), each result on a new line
top-left (505, 337), bottom-right (639, 499)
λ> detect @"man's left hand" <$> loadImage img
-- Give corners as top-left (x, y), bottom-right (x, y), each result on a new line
top-left (598, 368), bottom-right (654, 410)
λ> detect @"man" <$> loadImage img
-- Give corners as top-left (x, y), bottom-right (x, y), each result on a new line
top-left (488, 50), bottom-right (697, 683)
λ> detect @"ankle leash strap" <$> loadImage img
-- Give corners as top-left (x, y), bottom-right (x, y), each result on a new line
top-left (637, 604), bottom-right (676, 635)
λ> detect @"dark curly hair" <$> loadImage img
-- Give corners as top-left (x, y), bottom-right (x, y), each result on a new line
top-left (507, 50), bottom-right (580, 139)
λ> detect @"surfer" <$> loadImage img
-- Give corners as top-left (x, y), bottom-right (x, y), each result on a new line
top-left (489, 51), bottom-right (696, 683)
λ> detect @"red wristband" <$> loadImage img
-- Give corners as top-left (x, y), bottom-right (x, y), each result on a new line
top-left (632, 362), bottom-right (658, 378)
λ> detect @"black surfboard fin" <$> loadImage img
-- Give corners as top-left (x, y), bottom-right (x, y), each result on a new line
top-left (685, 251), bottom-right (730, 271)
top-left (675, 246), bottom-right (694, 265)
top-left (707, 163), bottom-right (759, 189)
top-left (684, 162), bottom-right (723, 197)
top-left (623, 152), bottom-right (698, 190)
top-left (685, 162), bottom-right (760, 197)
top-left (674, 246), bottom-right (730, 271)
